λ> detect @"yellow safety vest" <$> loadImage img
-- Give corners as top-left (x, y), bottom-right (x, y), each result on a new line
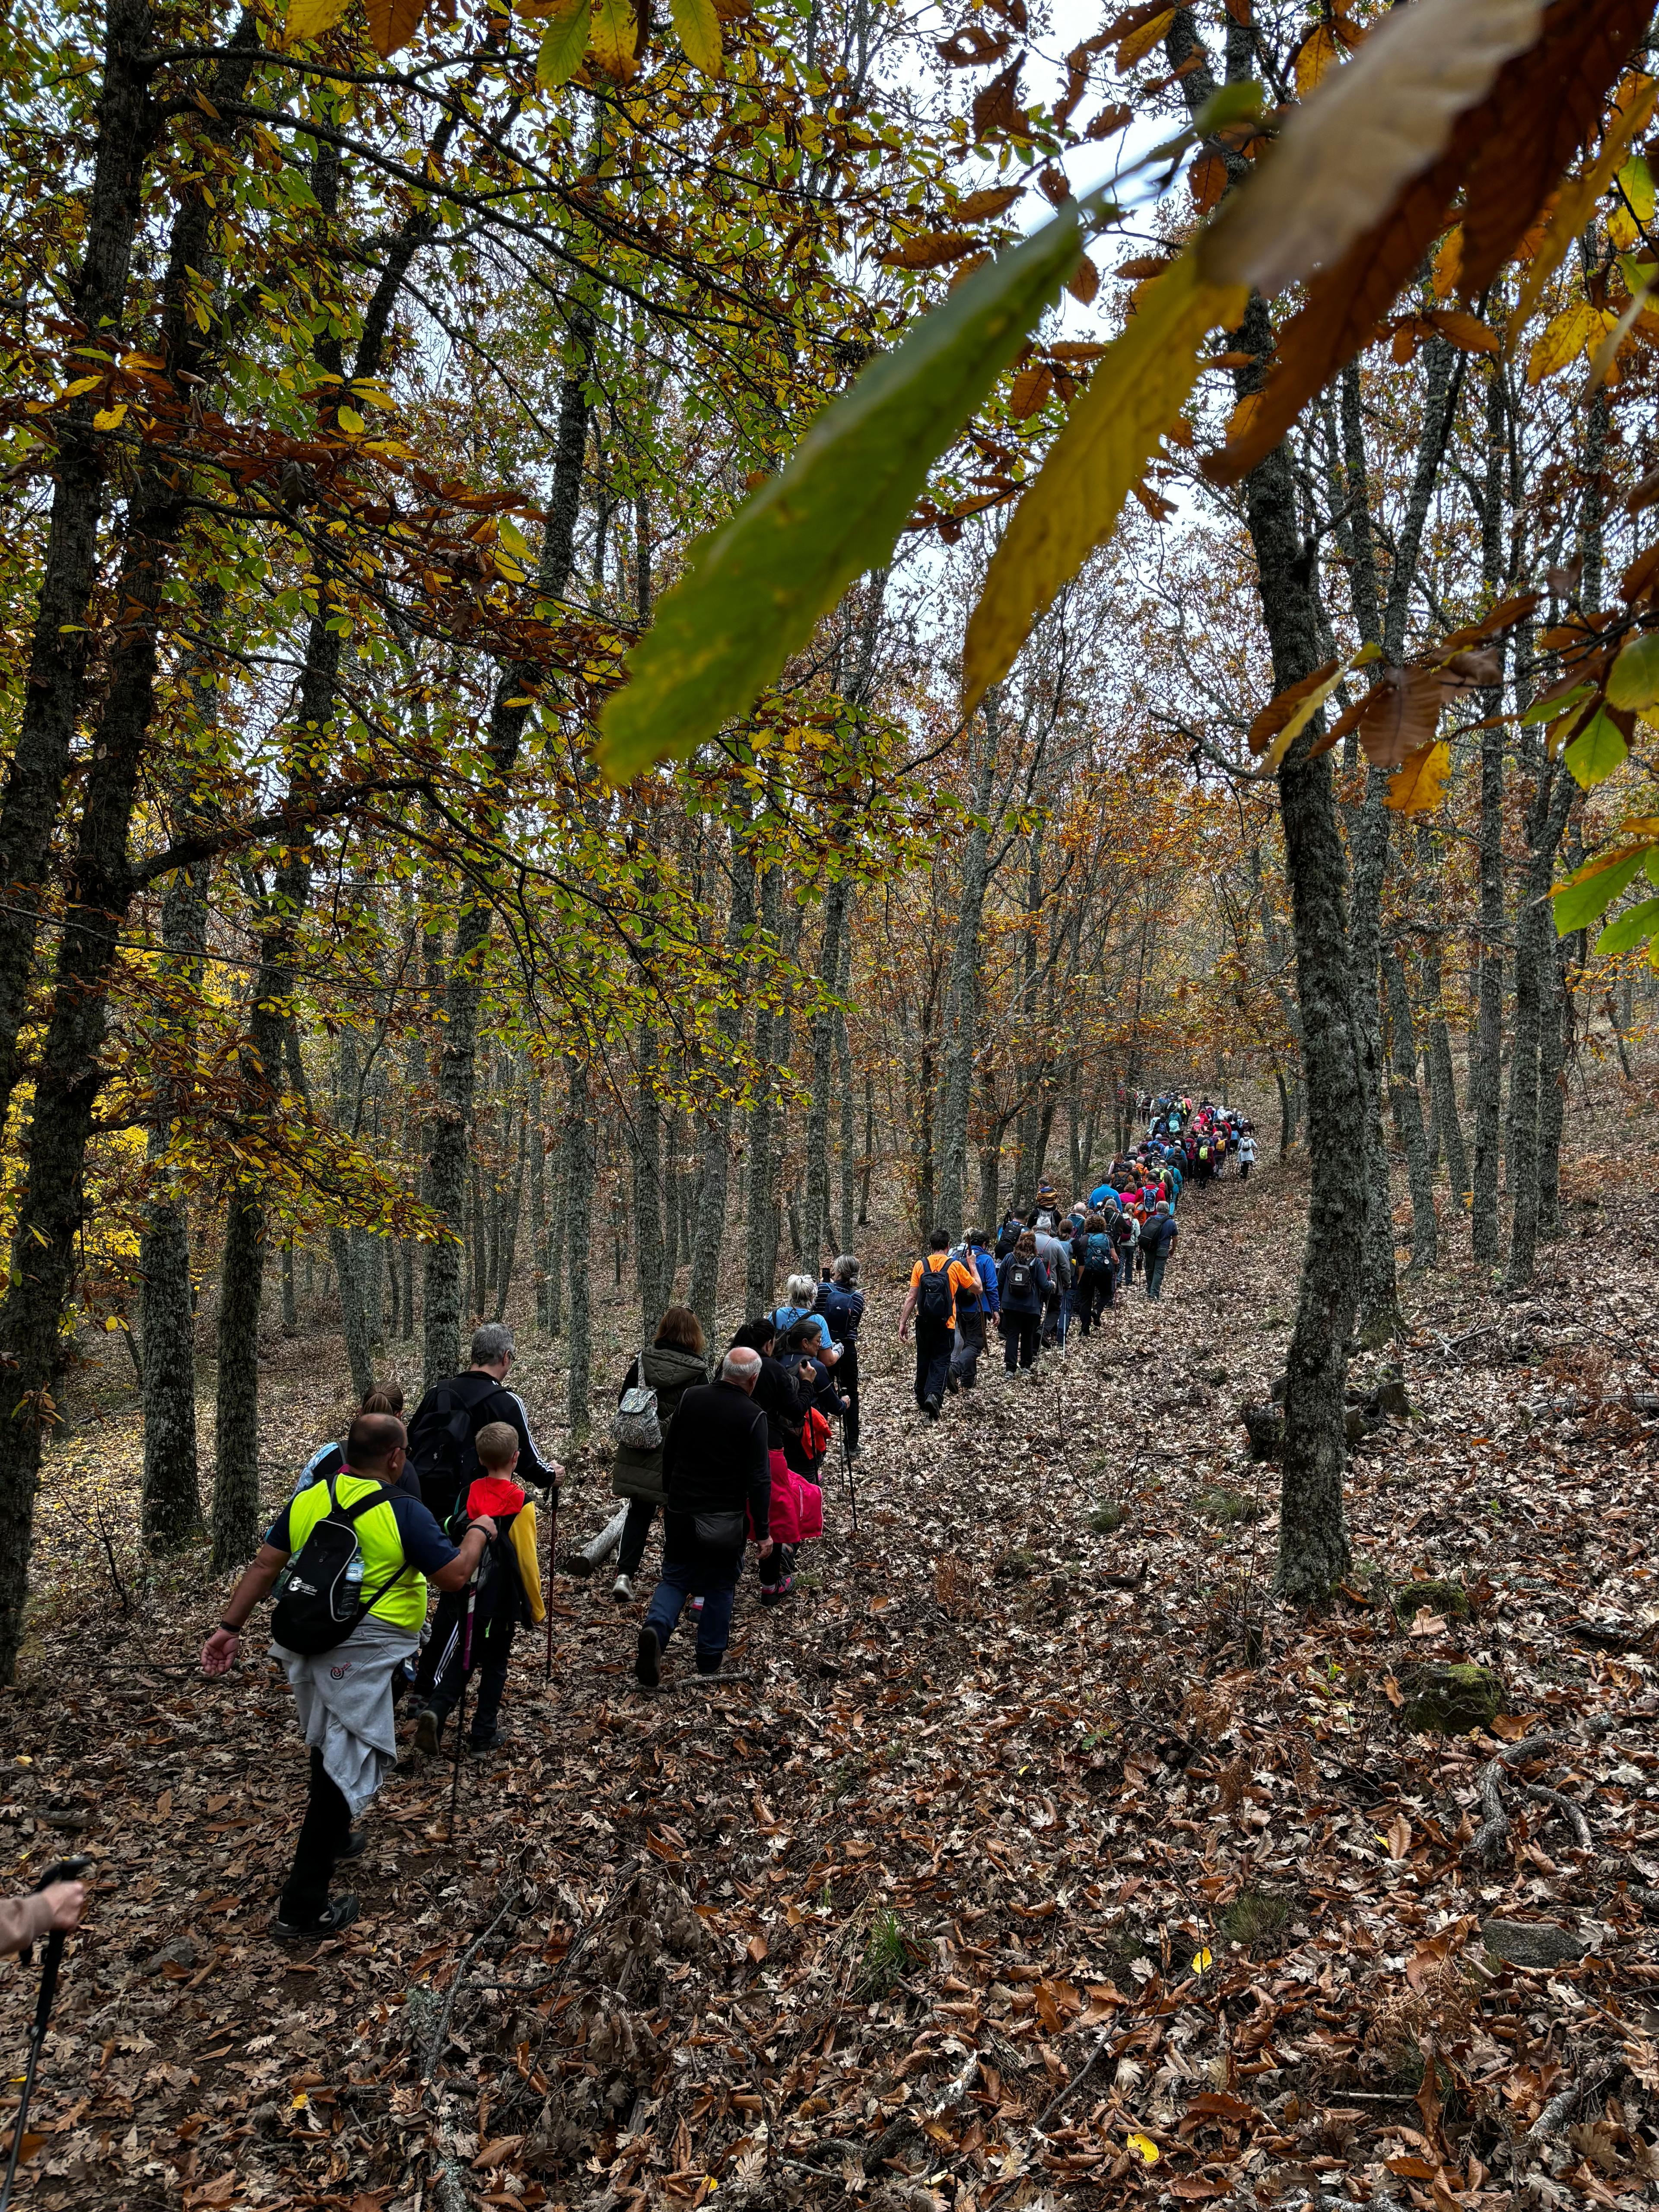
top-left (286, 1471), bottom-right (426, 1634)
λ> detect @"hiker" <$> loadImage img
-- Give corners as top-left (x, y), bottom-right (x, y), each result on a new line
top-left (995, 1206), bottom-right (1025, 1259)
top-left (1141, 1199), bottom-right (1179, 1301)
top-left (898, 1229), bottom-right (981, 1418)
top-left (770, 1274), bottom-right (842, 1369)
top-left (814, 1256), bottom-right (865, 1458)
top-left (1074, 1211), bottom-right (1117, 1336)
top-left (1029, 1181), bottom-right (1062, 1233)
top-left (405, 1323), bottom-right (561, 1707)
top-left (949, 1227), bottom-right (1000, 1391)
top-left (997, 1230), bottom-right (1049, 1373)
top-left (405, 1322), bottom-right (560, 1532)
top-left (415, 1423), bottom-right (545, 1754)
top-left (292, 1384), bottom-right (406, 1497)
top-left (1032, 1216), bottom-right (1071, 1348)
top-left (608, 1306), bottom-right (711, 1605)
top-left (729, 1326), bottom-right (823, 1607)
top-left (1238, 1128), bottom-right (1256, 1180)
top-left (0, 1878), bottom-right (84, 1955)
top-left (634, 1347), bottom-right (775, 1685)
top-left (202, 1411), bottom-right (498, 1936)
top-left (777, 1316), bottom-right (843, 1480)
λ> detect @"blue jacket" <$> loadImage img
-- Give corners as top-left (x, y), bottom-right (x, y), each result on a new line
top-left (957, 1245), bottom-right (1000, 1315)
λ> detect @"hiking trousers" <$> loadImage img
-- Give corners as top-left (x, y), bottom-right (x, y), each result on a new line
top-left (914, 1319), bottom-right (952, 1409)
top-left (1002, 1313), bottom-right (1041, 1370)
top-left (1076, 1270), bottom-right (1113, 1334)
top-left (1146, 1250), bottom-right (1170, 1300)
top-left (279, 1747), bottom-right (352, 1927)
top-left (839, 1343), bottom-right (862, 1456)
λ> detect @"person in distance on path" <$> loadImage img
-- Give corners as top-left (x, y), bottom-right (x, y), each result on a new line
top-left (898, 1229), bottom-right (979, 1417)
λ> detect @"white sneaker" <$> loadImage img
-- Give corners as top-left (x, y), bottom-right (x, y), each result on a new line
top-left (612, 1573), bottom-right (636, 1604)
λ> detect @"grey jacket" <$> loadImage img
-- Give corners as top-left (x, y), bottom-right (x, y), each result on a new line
top-left (611, 1344), bottom-right (711, 1506)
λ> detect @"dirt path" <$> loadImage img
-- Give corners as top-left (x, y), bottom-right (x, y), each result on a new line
top-left (3, 1113), bottom-right (1659, 2211)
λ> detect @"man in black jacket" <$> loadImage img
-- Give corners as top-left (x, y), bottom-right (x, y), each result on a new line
top-left (635, 1349), bottom-right (774, 1685)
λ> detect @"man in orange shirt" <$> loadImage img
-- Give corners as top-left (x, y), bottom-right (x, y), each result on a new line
top-left (898, 1229), bottom-right (980, 1420)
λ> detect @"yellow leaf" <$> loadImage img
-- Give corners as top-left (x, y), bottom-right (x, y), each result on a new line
top-left (1431, 224), bottom-right (1463, 299)
top-left (1528, 300), bottom-right (1610, 383)
top-left (336, 406), bottom-right (365, 433)
top-left (364, 0), bottom-right (427, 58)
top-left (63, 375), bottom-right (103, 396)
top-left (1115, 10), bottom-right (1175, 74)
top-left (1190, 1945), bottom-right (1213, 1974)
top-left (670, 0), bottom-right (721, 73)
top-left (1257, 640), bottom-right (1380, 774)
top-left (92, 404), bottom-right (127, 430)
top-left (1385, 738), bottom-right (1452, 813)
top-left (534, 0), bottom-right (589, 85)
top-left (1512, 77), bottom-right (1659, 333)
top-left (284, 0), bottom-right (351, 41)
top-left (962, 247), bottom-right (1244, 712)
top-left (1293, 22), bottom-right (1344, 97)
top-left (1610, 203), bottom-right (1641, 249)
top-left (1621, 152), bottom-right (1656, 223)
top-left (588, 0), bottom-right (637, 78)
top-left (1127, 2132), bottom-right (1161, 2164)
top-left (1201, 0), bottom-right (1550, 299)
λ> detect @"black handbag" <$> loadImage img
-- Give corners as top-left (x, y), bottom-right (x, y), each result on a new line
top-left (692, 1510), bottom-right (746, 1554)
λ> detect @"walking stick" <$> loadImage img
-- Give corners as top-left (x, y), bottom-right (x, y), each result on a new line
top-left (446, 1577), bottom-right (477, 1844)
top-left (555, 1495), bottom-right (570, 1681)
top-left (0, 1857), bottom-right (87, 2212)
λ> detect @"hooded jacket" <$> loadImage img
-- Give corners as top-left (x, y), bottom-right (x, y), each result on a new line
top-left (611, 1343), bottom-right (712, 1506)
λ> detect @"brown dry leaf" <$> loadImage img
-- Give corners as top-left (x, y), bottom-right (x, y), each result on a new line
top-left (1427, 306), bottom-right (1500, 353)
top-left (957, 185), bottom-right (1024, 222)
top-left (364, 0), bottom-right (427, 57)
top-left (1085, 100), bottom-right (1133, 140)
top-left (1008, 365), bottom-right (1053, 420)
top-left (1190, 150), bottom-right (1228, 215)
top-left (973, 58), bottom-right (1025, 139)
top-left (1247, 658), bottom-right (1341, 755)
top-left (1357, 667), bottom-right (1449, 768)
top-left (1066, 253), bottom-right (1101, 305)
top-left (1201, 0), bottom-right (1550, 300)
top-left (877, 231), bottom-right (980, 271)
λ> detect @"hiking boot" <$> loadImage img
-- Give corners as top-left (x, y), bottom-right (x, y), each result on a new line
top-left (635, 1625), bottom-right (661, 1688)
top-left (611, 1573), bottom-right (636, 1604)
top-left (334, 1827), bottom-right (368, 1862)
top-left (414, 1708), bottom-right (440, 1756)
top-left (271, 1892), bottom-right (359, 1941)
top-left (922, 1398), bottom-right (941, 1420)
top-left (695, 1653), bottom-right (724, 1676)
top-left (469, 1727), bottom-right (503, 1752)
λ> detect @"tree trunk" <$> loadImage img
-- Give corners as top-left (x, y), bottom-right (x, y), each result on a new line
top-left (423, 305), bottom-right (591, 1385)
top-left (744, 864), bottom-right (784, 1316)
top-left (530, 1076), bottom-right (549, 1332)
top-left (1382, 940), bottom-right (1436, 1271)
top-left (689, 833), bottom-right (756, 1346)
top-left (1537, 934), bottom-right (1573, 1236)
top-left (936, 696), bottom-right (999, 1241)
top-left (802, 879), bottom-right (848, 1271)
top-left (0, 0), bottom-right (162, 1144)
top-left (630, 1021), bottom-right (666, 1339)
top-left (1508, 767), bottom-right (1577, 1285)
top-left (563, 1063), bottom-right (594, 1442)
top-left (1471, 368), bottom-right (1510, 1268)
top-left (494, 1089), bottom-right (528, 1319)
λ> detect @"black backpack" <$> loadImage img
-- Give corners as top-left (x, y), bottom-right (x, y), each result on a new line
top-left (1007, 1259), bottom-right (1033, 1299)
top-left (915, 1260), bottom-right (954, 1328)
top-left (271, 1476), bottom-right (412, 1656)
top-left (1140, 1216), bottom-right (1162, 1250)
top-left (407, 1373), bottom-right (501, 1523)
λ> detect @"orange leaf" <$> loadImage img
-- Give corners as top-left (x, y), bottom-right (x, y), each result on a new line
top-left (1190, 152), bottom-right (1227, 215)
top-left (1427, 307), bottom-right (1499, 352)
top-left (1066, 254), bottom-right (1101, 305)
top-left (1247, 658), bottom-right (1341, 755)
top-left (1358, 667), bottom-right (1449, 768)
top-left (364, 0), bottom-right (426, 57)
top-left (1009, 365), bottom-right (1054, 419)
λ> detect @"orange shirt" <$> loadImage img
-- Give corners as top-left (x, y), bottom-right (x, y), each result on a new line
top-left (909, 1253), bottom-right (980, 1331)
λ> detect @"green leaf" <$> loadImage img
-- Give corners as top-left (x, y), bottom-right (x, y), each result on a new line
top-left (1621, 152), bottom-right (1656, 223)
top-left (1553, 850), bottom-right (1645, 935)
top-left (1594, 893), bottom-right (1659, 954)
top-left (1606, 629), bottom-right (1659, 710)
top-left (1564, 708), bottom-right (1630, 789)
top-left (536, 0), bottom-right (590, 88)
top-left (597, 207), bottom-right (1087, 780)
top-left (670, 0), bottom-right (722, 73)
top-left (1520, 683), bottom-right (1591, 726)
top-left (962, 247), bottom-right (1246, 712)
top-left (1192, 80), bottom-right (1265, 137)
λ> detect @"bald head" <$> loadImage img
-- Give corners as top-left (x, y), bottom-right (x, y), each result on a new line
top-left (720, 1347), bottom-right (762, 1392)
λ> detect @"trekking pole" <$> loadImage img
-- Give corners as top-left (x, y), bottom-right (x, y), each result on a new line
top-left (840, 1417), bottom-right (859, 1538)
top-left (543, 1488), bottom-right (558, 1687)
top-left (446, 1578), bottom-right (477, 1845)
top-left (0, 1856), bottom-right (88, 2212)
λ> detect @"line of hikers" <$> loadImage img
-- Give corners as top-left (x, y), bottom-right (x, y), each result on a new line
top-left (200, 1263), bottom-right (869, 1936)
top-left (902, 1100), bottom-right (1255, 1413)
top-left (198, 1105), bottom-right (1257, 1936)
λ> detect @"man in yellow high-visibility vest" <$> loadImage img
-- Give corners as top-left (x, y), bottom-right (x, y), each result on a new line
top-left (202, 1411), bottom-right (496, 1937)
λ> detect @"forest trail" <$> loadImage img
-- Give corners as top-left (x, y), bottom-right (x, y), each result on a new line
top-left (3, 1097), bottom-right (1659, 2212)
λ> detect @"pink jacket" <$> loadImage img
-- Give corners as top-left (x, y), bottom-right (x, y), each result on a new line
top-left (754, 1450), bottom-right (824, 1546)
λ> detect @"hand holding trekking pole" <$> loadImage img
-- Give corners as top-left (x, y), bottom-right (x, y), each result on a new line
top-left (0, 1857), bottom-right (89, 2212)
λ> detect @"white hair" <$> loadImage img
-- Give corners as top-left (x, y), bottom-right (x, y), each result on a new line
top-left (785, 1274), bottom-right (817, 1307)
top-left (721, 1347), bottom-right (762, 1387)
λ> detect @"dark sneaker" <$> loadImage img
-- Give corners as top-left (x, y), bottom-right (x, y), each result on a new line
top-left (695, 1653), bottom-right (724, 1676)
top-left (414, 1708), bottom-right (440, 1756)
top-left (469, 1728), bottom-right (503, 1752)
top-left (635, 1625), bottom-right (661, 1688)
top-left (271, 1892), bottom-right (360, 1941)
top-left (333, 1827), bottom-right (368, 1862)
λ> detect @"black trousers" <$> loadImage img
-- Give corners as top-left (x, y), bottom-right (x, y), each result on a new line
top-left (1002, 1313), bottom-right (1041, 1370)
top-left (1076, 1269), bottom-right (1113, 1333)
top-left (279, 1747), bottom-right (351, 1926)
top-left (428, 1615), bottom-right (514, 1742)
top-left (414, 1586), bottom-right (466, 1702)
top-left (914, 1320), bottom-right (952, 1408)
top-left (838, 1343), bottom-right (861, 1455)
top-left (617, 1496), bottom-right (659, 1578)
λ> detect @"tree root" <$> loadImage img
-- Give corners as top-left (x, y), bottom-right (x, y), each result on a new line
top-left (1517, 2053), bottom-right (1623, 2161)
top-left (1468, 1729), bottom-right (1594, 1867)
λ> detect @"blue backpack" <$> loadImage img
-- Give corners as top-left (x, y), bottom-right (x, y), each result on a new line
top-left (1084, 1231), bottom-right (1112, 1275)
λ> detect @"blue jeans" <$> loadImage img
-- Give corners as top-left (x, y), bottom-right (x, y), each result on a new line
top-left (644, 1513), bottom-right (742, 1672)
